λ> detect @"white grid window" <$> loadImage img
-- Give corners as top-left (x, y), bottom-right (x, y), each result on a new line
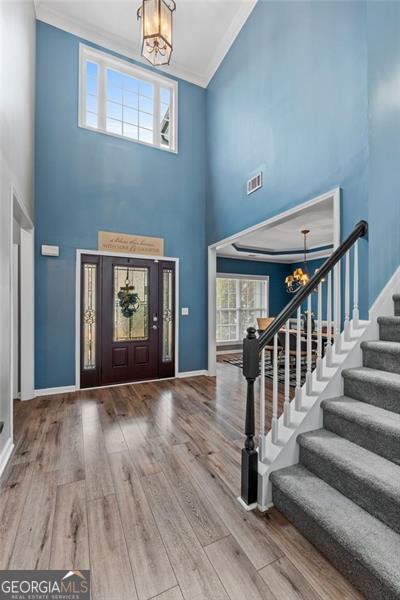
top-left (79, 44), bottom-right (177, 152)
top-left (216, 275), bottom-right (269, 343)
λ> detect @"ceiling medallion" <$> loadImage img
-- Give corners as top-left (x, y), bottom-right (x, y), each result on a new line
top-left (137, 0), bottom-right (176, 66)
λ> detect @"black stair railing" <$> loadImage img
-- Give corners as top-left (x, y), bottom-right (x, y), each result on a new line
top-left (240, 219), bottom-right (368, 507)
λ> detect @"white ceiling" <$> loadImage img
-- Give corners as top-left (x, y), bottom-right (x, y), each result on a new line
top-left (218, 198), bottom-right (335, 263)
top-left (34, 0), bottom-right (257, 87)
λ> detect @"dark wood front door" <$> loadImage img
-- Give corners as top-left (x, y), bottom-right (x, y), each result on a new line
top-left (101, 256), bottom-right (158, 384)
top-left (80, 254), bottom-right (175, 388)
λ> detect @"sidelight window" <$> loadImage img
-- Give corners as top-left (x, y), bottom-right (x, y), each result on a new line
top-left (162, 268), bottom-right (174, 362)
top-left (83, 263), bottom-right (97, 369)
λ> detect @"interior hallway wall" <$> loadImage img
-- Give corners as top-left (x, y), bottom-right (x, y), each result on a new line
top-left (0, 1), bottom-right (36, 457)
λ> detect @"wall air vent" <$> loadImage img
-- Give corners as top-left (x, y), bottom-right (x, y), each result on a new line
top-left (247, 172), bottom-right (263, 195)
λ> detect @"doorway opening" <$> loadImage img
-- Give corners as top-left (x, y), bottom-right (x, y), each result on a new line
top-left (77, 252), bottom-right (178, 389)
top-left (9, 186), bottom-right (34, 444)
top-left (12, 229), bottom-right (21, 401)
top-left (208, 188), bottom-right (340, 376)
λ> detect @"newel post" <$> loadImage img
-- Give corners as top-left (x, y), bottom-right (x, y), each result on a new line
top-left (241, 326), bottom-right (259, 507)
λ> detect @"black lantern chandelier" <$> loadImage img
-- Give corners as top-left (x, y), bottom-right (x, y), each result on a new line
top-left (285, 229), bottom-right (311, 294)
top-left (137, 0), bottom-right (176, 66)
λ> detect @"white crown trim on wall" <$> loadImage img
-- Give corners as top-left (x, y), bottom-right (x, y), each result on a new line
top-left (35, 5), bottom-right (205, 86)
top-left (204, 0), bottom-right (257, 86)
top-left (35, 1), bottom-right (258, 88)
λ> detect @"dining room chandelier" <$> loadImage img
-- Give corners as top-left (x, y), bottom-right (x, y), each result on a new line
top-left (285, 229), bottom-right (311, 293)
top-left (137, 0), bottom-right (176, 66)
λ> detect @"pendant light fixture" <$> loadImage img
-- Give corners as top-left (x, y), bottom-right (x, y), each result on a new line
top-left (285, 229), bottom-right (311, 293)
top-left (137, 0), bottom-right (176, 66)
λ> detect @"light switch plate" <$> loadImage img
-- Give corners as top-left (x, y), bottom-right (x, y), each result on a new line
top-left (181, 307), bottom-right (189, 316)
top-left (41, 244), bottom-right (59, 257)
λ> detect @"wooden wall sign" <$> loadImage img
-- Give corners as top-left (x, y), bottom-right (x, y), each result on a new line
top-left (98, 231), bottom-right (164, 256)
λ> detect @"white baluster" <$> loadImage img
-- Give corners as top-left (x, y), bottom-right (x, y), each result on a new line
top-left (353, 240), bottom-right (359, 329)
top-left (259, 348), bottom-right (265, 460)
top-left (283, 320), bottom-right (290, 427)
top-left (325, 271), bottom-right (333, 367)
top-left (306, 295), bottom-right (313, 395)
top-left (271, 334), bottom-right (279, 444)
top-left (334, 262), bottom-right (341, 353)
top-left (344, 250), bottom-right (351, 341)
top-left (316, 281), bottom-right (323, 380)
top-left (295, 307), bottom-right (302, 411)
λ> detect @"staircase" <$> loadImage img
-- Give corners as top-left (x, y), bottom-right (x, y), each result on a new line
top-left (270, 293), bottom-right (400, 599)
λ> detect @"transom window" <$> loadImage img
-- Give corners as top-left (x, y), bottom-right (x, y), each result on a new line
top-left (216, 274), bottom-right (269, 343)
top-left (79, 44), bottom-right (177, 152)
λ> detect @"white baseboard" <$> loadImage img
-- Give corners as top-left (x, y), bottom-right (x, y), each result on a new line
top-left (0, 438), bottom-right (14, 480)
top-left (257, 501), bottom-right (274, 513)
top-left (35, 385), bottom-right (76, 397)
top-left (237, 496), bottom-right (257, 511)
top-left (177, 370), bottom-right (209, 378)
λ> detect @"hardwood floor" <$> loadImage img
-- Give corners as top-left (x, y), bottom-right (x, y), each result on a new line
top-left (0, 360), bottom-right (361, 600)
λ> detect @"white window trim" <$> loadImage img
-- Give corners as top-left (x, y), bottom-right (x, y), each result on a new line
top-left (78, 44), bottom-right (178, 153)
top-left (216, 273), bottom-right (269, 344)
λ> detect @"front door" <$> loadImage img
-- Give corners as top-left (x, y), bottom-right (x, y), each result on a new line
top-left (80, 254), bottom-right (175, 388)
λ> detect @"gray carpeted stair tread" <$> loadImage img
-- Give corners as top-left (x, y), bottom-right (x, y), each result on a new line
top-left (322, 396), bottom-right (400, 431)
top-left (361, 340), bottom-right (400, 374)
top-left (343, 366), bottom-right (400, 389)
top-left (378, 317), bottom-right (400, 342)
top-left (342, 367), bottom-right (400, 413)
top-left (271, 465), bottom-right (400, 599)
top-left (378, 316), bottom-right (400, 325)
top-left (298, 429), bottom-right (400, 532)
top-left (361, 340), bottom-right (400, 354)
top-left (393, 295), bottom-right (400, 316)
top-left (322, 396), bottom-right (400, 464)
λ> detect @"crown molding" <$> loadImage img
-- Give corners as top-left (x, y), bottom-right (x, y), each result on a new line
top-left (33, 0), bottom-right (41, 17)
top-left (35, 2), bottom-right (257, 89)
top-left (233, 242), bottom-right (334, 257)
top-left (35, 4), bottom-right (209, 88)
top-left (217, 250), bottom-right (332, 264)
top-left (205, 0), bottom-right (258, 86)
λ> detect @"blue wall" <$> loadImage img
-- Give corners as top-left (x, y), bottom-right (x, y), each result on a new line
top-left (216, 257), bottom-right (290, 316)
top-left (36, 2), bottom-right (400, 388)
top-left (206, 0), bottom-right (369, 316)
top-left (367, 2), bottom-right (400, 302)
top-left (35, 22), bottom-right (206, 388)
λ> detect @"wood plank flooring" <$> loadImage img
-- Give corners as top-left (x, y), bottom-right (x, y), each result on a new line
top-left (0, 359), bottom-right (362, 600)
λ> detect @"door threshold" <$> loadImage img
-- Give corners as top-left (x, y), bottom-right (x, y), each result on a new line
top-left (36, 371), bottom-right (209, 397)
top-left (80, 375), bottom-right (177, 392)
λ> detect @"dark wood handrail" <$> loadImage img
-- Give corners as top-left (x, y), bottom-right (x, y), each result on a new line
top-left (257, 220), bottom-right (368, 352)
